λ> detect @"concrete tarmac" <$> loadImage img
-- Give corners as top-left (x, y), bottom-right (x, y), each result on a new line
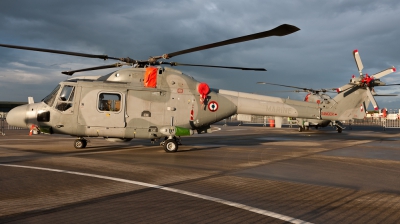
top-left (1, 124), bottom-right (400, 223)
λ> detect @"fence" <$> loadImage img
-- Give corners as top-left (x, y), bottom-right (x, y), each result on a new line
top-left (0, 112), bottom-right (4, 136)
top-left (382, 119), bottom-right (400, 130)
top-left (232, 115), bottom-right (400, 129)
top-left (353, 112), bottom-right (400, 129)
top-left (0, 112), bottom-right (27, 136)
top-left (229, 115), bottom-right (280, 127)
top-left (352, 118), bottom-right (384, 126)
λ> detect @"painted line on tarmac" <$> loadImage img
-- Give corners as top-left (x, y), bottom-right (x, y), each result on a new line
top-left (1, 163), bottom-right (312, 224)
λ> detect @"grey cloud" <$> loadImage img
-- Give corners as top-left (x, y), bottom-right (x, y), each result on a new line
top-left (1, 0), bottom-right (399, 110)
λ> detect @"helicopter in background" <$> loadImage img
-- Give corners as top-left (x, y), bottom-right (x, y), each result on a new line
top-left (257, 81), bottom-right (348, 132)
top-left (1, 24), bottom-right (395, 152)
top-left (258, 49), bottom-right (397, 133)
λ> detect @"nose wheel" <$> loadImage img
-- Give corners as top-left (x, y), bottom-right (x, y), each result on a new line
top-left (74, 138), bottom-right (87, 149)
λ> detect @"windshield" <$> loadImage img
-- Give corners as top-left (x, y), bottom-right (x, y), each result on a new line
top-left (42, 84), bottom-right (61, 106)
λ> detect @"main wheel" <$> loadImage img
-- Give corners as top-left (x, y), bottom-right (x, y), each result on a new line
top-left (305, 126), bottom-right (309, 131)
top-left (337, 128), bottom-right (342, 133)
top-left (164, 139), bottom-right (178, 153)
top-left (74, 139), bottom-right (87, 149)
top-left (298, 126), bottom-right (303, 132)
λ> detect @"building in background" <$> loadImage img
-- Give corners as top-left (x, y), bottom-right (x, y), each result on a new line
top-left (0, 101), bottom-right (25, 113)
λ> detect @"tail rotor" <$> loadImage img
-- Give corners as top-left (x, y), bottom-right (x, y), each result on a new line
top-left (346, 49), bottom-right (397, 110)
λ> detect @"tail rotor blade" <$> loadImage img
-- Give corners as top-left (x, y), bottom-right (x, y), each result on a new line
top-left (371, 67), bottom-right (396, 79)
top-left (336, 84), bottom-right (355, 93)
top-left (353, 49), bottom-right (364, 76)
top-left (366, 87), bottom-right (379, 110)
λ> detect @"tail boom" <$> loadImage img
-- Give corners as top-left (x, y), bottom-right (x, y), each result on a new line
top-left (218, 86), bottom-right (370, 121)
top-left (219, 89), bottom-right (321, 119)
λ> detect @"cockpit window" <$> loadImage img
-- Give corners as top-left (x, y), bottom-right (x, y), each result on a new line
top-left (59, 85), bottom-right (74, 101)
top-left (42, 85), bottom-right (61, 107)
top-left (56, 85), bottom-right (75, 112)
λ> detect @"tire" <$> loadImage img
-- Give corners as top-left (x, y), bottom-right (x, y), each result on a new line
top-left (82, 140), bottom-right (87, 148)
top-left (337, 128), bottom-right (342, 133)
top-left (298, 126), bottom-right (303, 132)
top-left (74, 139), bottom-right (87, 149)
top-left (164, 139), bottom-right (178, 153)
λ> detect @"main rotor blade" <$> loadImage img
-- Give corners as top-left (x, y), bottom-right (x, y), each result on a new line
top-left (0, 43), bottom-right (110, 60)
top-left (0, 43), bottom-right (138, 63)
top-left (366, 86), bottom-right (379, 110)
top-left (257, 82), bottom-right (311, 91)
top-left (161, 62), bottom-right (266, 71)
top-left (271, 90), bottom-right (304, 93)
top-left (61, 63), bottom-right (125, 76)
top-left (371, 67), bottom-right (396, 79)
top-left (382, 83), bottom-right (400, 86)
top-left (353, 49), bottom-right (364, 76)
top-left (163, 24), bottom-right (300, 59)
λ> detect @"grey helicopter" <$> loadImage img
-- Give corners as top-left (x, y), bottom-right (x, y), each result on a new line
top-left (1, 24), bottom-right (395, 152)
top-left (257, 81), bottom-right (349, 132)
top-left (258, 49), bottom-right (396, 133)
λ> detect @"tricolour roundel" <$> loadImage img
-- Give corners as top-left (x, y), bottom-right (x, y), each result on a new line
top-left (208, 101), bottom-right (218, 112)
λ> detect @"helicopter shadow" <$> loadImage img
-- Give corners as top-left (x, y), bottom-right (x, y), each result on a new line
top-left (176, 146), bottom-right (222, 153)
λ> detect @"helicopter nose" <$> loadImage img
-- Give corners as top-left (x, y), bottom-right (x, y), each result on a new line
top-left (6, 104), bottom-right (29, 128)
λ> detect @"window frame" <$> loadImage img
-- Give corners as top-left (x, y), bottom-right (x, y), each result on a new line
top-left (55, 85), bottom-right (76, 113)
top-left (97, 92), bottom-right (123, 113)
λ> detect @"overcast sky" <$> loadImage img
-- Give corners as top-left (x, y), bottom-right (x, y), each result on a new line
top-left (1, 0), bottom-right (399, 111)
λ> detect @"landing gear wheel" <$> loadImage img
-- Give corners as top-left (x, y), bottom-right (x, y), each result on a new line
top-left (315, 125), bottom-right (319, 130)
top-left (337, 127), bottom-right (342, 133)
top-left (298, 126), bottom-right (303, 132)
top-left (74, 139), bottom-right (87, 149)
top-left (305, 126), bottom-right (309, 131)
top-left (82, 140), bottom-right (87, 148)
top-left (164, 139), bottom-right (178, 153)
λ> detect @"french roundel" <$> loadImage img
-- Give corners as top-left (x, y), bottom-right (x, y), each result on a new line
top-left (208, 101), bottom-right (218, 112)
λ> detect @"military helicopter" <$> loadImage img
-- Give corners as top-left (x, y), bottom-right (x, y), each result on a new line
top-left (258, 49), bottom-right (396, 133)
top-left (1, 24), bottom-right (395, 152)
top-left (257, 81), bottom-right (348, 132)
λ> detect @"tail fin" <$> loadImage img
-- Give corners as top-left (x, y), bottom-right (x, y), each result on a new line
top-left (332, 86), bottom-right (370, 120)
top-left (351, 96), bottom-right (370, 119)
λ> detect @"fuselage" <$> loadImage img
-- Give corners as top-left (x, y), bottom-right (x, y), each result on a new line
top-left (7, 66), bottom-right (368, 139)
